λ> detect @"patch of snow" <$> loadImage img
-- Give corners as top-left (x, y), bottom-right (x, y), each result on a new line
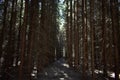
top-left (45, 72), bottom-right (48, 76)
top-left (31, 73), bottom-right (35, 77)
top-left (54, 72), bottom-right (58, 76)
top-left (94, 69), bottom-right (103, 74)
top-left (62, 63), bottom-right (69, 68)
top-left (18, 61), bottom-right (21, 66)
top-left (95, 69), bottom-right (120, 79)
top-left (59, 78), bottom-right (65, 80)
top-left (0, 57), bottom-right (4, 63)
top-left (63, 73), bottom-right (68, 78)
top-left (34, 66), bottom-right (37, 69)
top-left (13, 63), bottom-right (16, 67)
top-left (108, 71), bottom-right (120, 79)
top-left (109, 73), bottom-right (115, 78)
top-left (33, 70), bottom-right (37, 74)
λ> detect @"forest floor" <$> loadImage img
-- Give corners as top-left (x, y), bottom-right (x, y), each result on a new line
top-left (37, 58), bottom-right (116, 80)
top-left (37, 58), bottom-right (91, 80)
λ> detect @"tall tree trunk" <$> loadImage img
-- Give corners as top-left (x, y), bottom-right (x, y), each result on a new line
top-left (0, 0), bottom-right (8, 58)
top-left (101, 0), bottom-right (107, 78)
top-left (74, 0), bottom-right (79, 70)
top-left (90, 0), bottom-right (95, 79)
top-left (65, 0), bottom-right (69, 60)
top-left (16, 0), bottom-right (23, 67)
top-left (82, 0), bottom-right (88, 79)
top-left (110, 0), bottom-right (119, 79)
top-left (27, 0), bottom-right (39, 80)
top-left (0, 0), bottom-right (8, 79)
top-left (2, 0), bottom-right (17, 79)
top-left (69, 0), bottom-right (73, 67)
top-left (19, 0), bottom-right (29, 80)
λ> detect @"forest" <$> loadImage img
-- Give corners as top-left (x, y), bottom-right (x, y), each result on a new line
top-left (0, 0), bottom-right (120, 80)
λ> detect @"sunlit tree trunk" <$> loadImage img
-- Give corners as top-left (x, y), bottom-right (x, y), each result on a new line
top-left (73, 0), bottom-right (76, 68)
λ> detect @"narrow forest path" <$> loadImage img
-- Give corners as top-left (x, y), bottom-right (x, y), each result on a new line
top-left (37, 58), bottom-right (82, 80)
top-left (37, 58), bottom-right (117, 80)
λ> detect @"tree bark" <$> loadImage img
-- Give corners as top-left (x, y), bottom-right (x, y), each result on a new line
top-left (110, 0), bottom-right (119, 79)
top-left (101, 0), bottom-right (107, 78)
top-left (19, 0), bottom-right (29, 80)
top-left (90, 0), bottom-right (95, 79)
